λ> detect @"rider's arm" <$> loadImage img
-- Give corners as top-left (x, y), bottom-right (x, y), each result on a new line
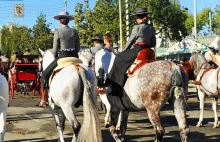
top-left (124, 25), bottom-right (139, 51)
top-left (74, 30), bottom-right (80, 53)
top-left (52, 31), bottom-right (60, 57)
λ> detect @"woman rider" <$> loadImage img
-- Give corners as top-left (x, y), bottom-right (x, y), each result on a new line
top-left (105, 8), bottom-right (156, 96)
top-left (38, 11), bottom-right (80, 106)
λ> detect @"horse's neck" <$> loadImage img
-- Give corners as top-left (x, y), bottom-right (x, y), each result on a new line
top-left (43, 51), bottom-right (55, 70)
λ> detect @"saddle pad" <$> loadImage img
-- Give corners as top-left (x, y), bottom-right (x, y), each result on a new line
top-left (49, 58), bottom-right (91, 86)
top-left (55, 57), bottom-right (83, 71)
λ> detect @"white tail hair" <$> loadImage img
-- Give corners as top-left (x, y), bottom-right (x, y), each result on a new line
top-left (77, 68), bottom-right (102, 142)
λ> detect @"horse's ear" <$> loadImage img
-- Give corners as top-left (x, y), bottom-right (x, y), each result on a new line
top-left (38, 48), bottom-right (44, 56)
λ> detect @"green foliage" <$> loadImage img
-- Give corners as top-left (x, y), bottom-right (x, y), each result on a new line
top-left (74, 3), bottom-right (94, 46)
top-left (32, 13), bottom-right (53, 54)
top-left (0, 12), bottom-right (53, 56)
top-left (213, 5), bottom-right (220, 35)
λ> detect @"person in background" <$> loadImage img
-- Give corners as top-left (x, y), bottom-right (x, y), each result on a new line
top-left (113, 43), bottom-right (120, 54)
top-left (89, 35), bottom-right (104, 68)
top-left (10, 50), bottom-right (18, 68)
top-left (90, 35), bottom-right (104, 55)
top-left (103, 31), bottom-right (113, 50)
top-left (23, 48), bottom-right (31, 63)
top-left (24, 48), bottom-right (31, 55)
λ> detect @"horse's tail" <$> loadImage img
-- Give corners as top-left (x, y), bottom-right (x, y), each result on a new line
top-left (77, 68), bottom-right (102, 142)
top-left (171, 64), bottom-right (189, 104)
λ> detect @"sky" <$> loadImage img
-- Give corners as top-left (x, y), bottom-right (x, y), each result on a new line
top-left (0, 0), bottom-right (219, 29)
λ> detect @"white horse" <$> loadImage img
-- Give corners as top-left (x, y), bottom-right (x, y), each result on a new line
top-left (39, 49), bottom-right (102, 142)
top-left (191, 53), bottom-right (220, 128)
top-left (95, 48), bottom-right (189, 142)
top-left (0, 74), bottom-right (9, 142)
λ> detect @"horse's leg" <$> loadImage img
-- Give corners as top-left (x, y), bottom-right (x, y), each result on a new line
top-left (60, 111), bottom-right (66, 131)
top-left (99, 93), bottom-right (111, 127)
top-left (120, 110), bottom-right (129, 142)
top-left (212, 97), bottom-right (219, 128)
top-left (110, 106), bottom-right (121, 142)
top-left (146, 107), bottom-right (164, 142)
top-left (61, 107), bottom-right (81, 142)
top-left (196, 88), bottom-right (205, 127)
top-left (173, 87), bottom-right (189, 142)
top-left (116, 111), bottom-right (122, 130)
top-left (48, 101), bottom-right (65, 142)
top-left (0, 111), bottom-right (6, 142)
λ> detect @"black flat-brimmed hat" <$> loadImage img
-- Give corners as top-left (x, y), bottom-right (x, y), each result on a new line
top-left (131, 8), bottom-right (152, 16)
top-left (91, 36), bottom-right (104, 42)
top-left (54, 11), bottom-right (74, 21)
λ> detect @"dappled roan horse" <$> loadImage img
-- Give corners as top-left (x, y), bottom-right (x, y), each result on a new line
top-left (191, 53), bottom-right (220, 128)
top-left (95, 48), bottom-right (189, 142)
top-left (39, 49), bottom-right (102, 142)
top-left (0, 74), bottom-right (9, 142)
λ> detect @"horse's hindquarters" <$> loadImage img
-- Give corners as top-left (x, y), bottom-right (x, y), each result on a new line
top-left (49, 65), bottom-right (82, 107)
top-left (124, 61), bottom-right (173, 109)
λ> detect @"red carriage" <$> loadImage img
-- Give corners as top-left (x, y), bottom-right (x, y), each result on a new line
top-left (8, 55), bottom-right (42, 99)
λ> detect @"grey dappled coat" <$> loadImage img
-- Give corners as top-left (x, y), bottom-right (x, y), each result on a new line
top-left (124, 23), bottom-right (156, 50)
top-left (52, 25), bottom-right (80, 57)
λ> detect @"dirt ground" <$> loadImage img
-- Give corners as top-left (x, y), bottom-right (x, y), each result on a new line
top-left (4, 84), bottom-right (220, 142)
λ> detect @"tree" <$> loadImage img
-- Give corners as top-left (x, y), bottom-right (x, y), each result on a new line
top-left (74, 2), bottom-right (94, 46)
top-left (213, 5), bottom-right (220, 35)
top-left (1, 25), bottom-right (33, 56)
top-left (185, 8), bottom-right (212, 35)
top-left (32, 13), bottom-right (53, 54)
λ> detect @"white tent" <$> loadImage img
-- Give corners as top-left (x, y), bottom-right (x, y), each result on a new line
top-left (166, 39), bottom-right (206, 55)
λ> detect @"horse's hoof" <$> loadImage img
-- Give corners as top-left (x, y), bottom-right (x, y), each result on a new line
top-left (213, 124), bottom-right (219, 128)
top-left (196, 123), bottom-right (202, 127)
top-left (105, 124), bottom-right (110, 128)
top-left (116, 126), bottom-right (120, 130)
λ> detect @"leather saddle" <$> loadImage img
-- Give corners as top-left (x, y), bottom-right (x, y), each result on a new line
top-left (127, 48), bottom-right (155, 76)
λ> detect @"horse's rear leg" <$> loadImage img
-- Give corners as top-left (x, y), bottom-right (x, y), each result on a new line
top-left (212, 97), bottom-right (219, 128)
top-left (173, 87), bottom-right (189, 142)
top-left (120, 110), bottom-right (129, 142)
top-left (61, 107), bottom-right (81, 142)
top-left (146, 108), bottom-right (165, 142)
top-left (0, 111), bottom-right (6, 142)
top-left (196, 88), bottom-right (205, 127)
top-left (49, 105), bottom-right (65, 142)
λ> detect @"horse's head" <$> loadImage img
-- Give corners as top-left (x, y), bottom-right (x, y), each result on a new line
top-left (38, 48), bottom-right (55, 71)
top-left (190, 53), bottom-right (208, 76)
top-left (78, 50), bottom-right (93, 67)
top-left (94, 49), bottom-right (116, 86)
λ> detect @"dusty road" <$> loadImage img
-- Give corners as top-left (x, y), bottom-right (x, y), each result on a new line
top-left (5, 84), bottom-right (220, 142)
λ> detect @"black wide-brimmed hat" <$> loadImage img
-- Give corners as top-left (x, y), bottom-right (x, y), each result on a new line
top-left (54, 11), bottom-right (74, 21)
top-left (91, 36), bottom-right (104, 42)
top-left (131, 8), bottom-right (152, 16)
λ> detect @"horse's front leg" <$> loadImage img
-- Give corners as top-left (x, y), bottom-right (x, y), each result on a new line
top-left (212, 97), bottom-right (219, 128)
top-left (110, 107), bottom-right (121, 142)
top-left (0, 111), bottom-right (6, 142)
top-left (99, 93), bottom-right (111, 127)
top-left (196, 88), bottom-right (205, 127)
top-left (173, 87), bottom-right (189, 142)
